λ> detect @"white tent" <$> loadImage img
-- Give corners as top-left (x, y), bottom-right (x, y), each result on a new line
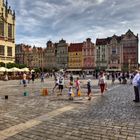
top-left (9, 67), bottom-right (20, 72)
top-left (0, 67), bottom-right (9, 72)
top-left (31, 69), bottom-right (35, 72)
top-left (21, 67), bottom-right (29, 72)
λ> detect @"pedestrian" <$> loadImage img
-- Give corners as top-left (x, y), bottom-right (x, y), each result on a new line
top-left (40, 72), bottom-right (45, 82)
top-left (70, 74), bottom-right (74, 84)
top-left (87, 79), bottom-right (92, 100)
top-left (132, 70), bottom-right (140, 102)
top-left (31, 72), bottom-right (35, 83)
top-left (52, 76), bottom-right (59, 93)
top-left (58, 76), bottom-right (64, 95)
top-left (23, 72), bottom-right (27, 87)
top-left (98, 72), bottom-right (106, 95)
top-left (130, 73), bottom-right (134, 84)
top-left (111, 72), bottom-right (115, 84)
top-left (75, 77), bottom-right (80, 96)
top-left (68, 80), bottom-right (74, 100)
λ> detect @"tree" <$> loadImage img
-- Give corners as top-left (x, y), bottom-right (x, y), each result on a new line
top-left (0, 62), bottom-right (5, 67)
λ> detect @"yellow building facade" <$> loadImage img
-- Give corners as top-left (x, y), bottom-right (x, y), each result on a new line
top-left (68, 43), bottom-right (83, 69)
top-left (0, 0), bottom-right (15, 64)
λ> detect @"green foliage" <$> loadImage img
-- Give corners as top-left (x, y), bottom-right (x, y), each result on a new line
top-left (0, 62), bottom-right (5, 67)
top-left (34, 67), bottom-right (41, 73)
top-left (121, 65), bottom-right (128, 72)
top-left (0, 62), bottom-right (27, 69)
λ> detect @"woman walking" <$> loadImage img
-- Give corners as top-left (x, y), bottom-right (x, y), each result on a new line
top-left (98, 72), bottom-right (106, 95)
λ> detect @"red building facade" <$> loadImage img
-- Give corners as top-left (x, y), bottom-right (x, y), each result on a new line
top-left (82, 38), bottom-right (96, 72)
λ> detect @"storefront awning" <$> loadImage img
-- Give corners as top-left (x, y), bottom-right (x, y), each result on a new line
top-left (83, 69), bottom-right (94, 71)
top-left (106, 69), bottom-right (121, 71)
top-left (66, 69), bottom-right (82, 71)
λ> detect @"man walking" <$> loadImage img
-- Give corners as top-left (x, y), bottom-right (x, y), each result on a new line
top-left (132, 70), bottom-right (140, 102)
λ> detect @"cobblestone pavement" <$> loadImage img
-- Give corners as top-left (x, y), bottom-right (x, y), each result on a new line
top-left (0, 78), bottom-right (140, 140)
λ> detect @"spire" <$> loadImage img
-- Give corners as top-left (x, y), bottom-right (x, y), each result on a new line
top-left (5, 0), bottom-right (8, 17)
top-left (13, 10), bottom-right (15, 20)
top-left (6, 0), bottom-right (8, 8)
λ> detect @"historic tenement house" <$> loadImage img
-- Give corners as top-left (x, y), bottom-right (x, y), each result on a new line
top-left (56, 39), bottom-right (68, 69)
top-left (96, 29), bottom-right (139, 71)
top-left (96, 38), bottom-right (110, 70)
top-left (0, 0), bottom-right (15, 63)
top-left (32, 46), bottom-right (44, 69)
top-left (16, 44), bottom-right (45, 69)
top-left (44, 40), bottom-right (56, 69)
top-left (121, 29), bottom-right (139, 70)
top-left (15, 44), bottom-right (32, 68)
top-left (82, 38), bottom-right (96, 73)
top-left (68, 43), bottom-right (83, 71)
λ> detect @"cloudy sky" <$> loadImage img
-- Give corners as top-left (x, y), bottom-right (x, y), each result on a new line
top-left (8, 0), bottom-right (140, 47)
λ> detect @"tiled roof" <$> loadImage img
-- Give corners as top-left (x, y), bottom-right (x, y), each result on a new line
top-left (96, 36), bottom-right (123, 45)
top-left (96, 38), bottom-right (108, 45)
top-left (68, 43), bottom-right (83, 52)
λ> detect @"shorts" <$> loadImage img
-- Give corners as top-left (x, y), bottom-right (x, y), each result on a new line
top-left (59, 85), bottom-right (63, 90)
top-left (23, 80), bottom-right (26, 85)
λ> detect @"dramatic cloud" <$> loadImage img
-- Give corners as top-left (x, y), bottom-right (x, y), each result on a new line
top-left (8, 0), bottom-right (140, 48)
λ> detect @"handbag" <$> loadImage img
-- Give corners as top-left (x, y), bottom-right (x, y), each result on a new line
top-left (78, 90), bottom-right (81, 96)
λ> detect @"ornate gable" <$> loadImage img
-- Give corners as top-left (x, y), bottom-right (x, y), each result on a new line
top-left (123, 29), bottom-right (137, 40)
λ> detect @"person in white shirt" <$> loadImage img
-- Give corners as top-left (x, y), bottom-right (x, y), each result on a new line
top-left (132, 70), bottom-right (140, 102)
top-left (98, 72), bottom-right (106, 95)
top-left (58, 76), bottom-right (64, 95)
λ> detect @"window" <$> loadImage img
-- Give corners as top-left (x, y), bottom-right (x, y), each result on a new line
top-left (0, 19), bottom-right (4, 36)
top-left (112, 48), bottom-right (116, 54)
top-left (0, 45), bottom-right (4, 55)
top-left (8, 24), bottom-right (12, 38)
top-left (7, 46), bottom-right (12, 56)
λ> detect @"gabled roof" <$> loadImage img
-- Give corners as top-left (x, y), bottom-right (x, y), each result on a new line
top-left (68, 43), bottom-right (83, 52)
top-left (96, 38), bottom-right (108, 45)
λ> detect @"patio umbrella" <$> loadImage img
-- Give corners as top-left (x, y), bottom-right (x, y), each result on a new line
top-left (0, 67), bottom-right (9, 72)
top-left (9, 67), bottom-right (20, 72)
top-left (31, 69), bottom-right (35, 72)
top-left (21, 67), bottom-right (29, 72)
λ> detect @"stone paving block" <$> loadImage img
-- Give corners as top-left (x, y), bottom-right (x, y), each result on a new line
top-left (0, 80), bottom-right (140, 140)
top-left (127, 136), bottom-right (136, 140)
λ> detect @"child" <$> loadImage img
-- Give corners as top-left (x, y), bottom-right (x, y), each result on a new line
top-left (75, 77), bottom-right (80, 96)
top-left (87, 79), bottom-right (91, 100)
top-left (68, 81), bottom-right (74, 100)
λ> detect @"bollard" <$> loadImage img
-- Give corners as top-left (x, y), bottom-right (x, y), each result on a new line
top-left (5, 95), bottom-right (8, 100)
top-left (23, 91), bottom-right (28, 96)
top-left (41, 88), bottom-right (48, 96)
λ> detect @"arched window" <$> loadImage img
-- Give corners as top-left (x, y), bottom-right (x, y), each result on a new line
top-left (0, 18), bottom-right (4, 36)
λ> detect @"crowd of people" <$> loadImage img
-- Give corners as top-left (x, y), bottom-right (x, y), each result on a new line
top-left (19, 70), bottom-right (140, 102)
